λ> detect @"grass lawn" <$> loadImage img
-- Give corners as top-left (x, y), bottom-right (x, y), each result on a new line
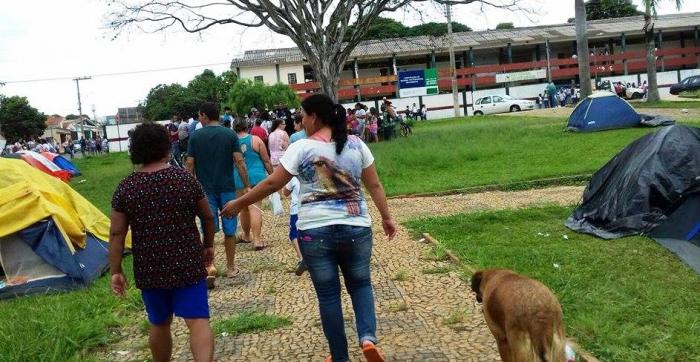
top-left (0, 152), bottom-right (141, 362)
top-left (633, 100), bottom-right (700, 108)
top-left (369, 116), bottom-right (700, 196)
top-left (405, 206), bottom-right (700, 361)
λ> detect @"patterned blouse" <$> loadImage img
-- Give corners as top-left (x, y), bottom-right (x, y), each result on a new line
top-left (112, 167), bottom-right (207, 290)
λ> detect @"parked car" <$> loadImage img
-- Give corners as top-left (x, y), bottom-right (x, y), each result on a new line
top-left (670, 75), bottom-right (700, 95)
top-left (597, 80), bottom-right (645, 99)
top-left (472, 95), bottom-right (535, 115)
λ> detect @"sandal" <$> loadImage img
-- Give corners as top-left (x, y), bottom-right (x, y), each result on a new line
top-left (254, 242), bottom-right (266, 251)
top-left (226, 268), bottom-right (241, 278)
top-left (236, 235), bottom-right (252, 244)
top-left (206, 275), bottom-right (216, 290)
top-left (362, 341), bottom-right (386, 362)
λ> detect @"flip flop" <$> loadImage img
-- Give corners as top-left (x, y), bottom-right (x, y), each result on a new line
top-left (254, 243), bottom-right (266, 251)
top-left (226, 268), bottom-right (241, 278)
top-left (362, 342), bottom-right (386, 362)
top-left (206, 275), bottom-right (216, 290)
top-left (236, 236), bottom-right (252, 244)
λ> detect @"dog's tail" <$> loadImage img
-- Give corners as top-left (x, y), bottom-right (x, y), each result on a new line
top-left (565, 338), bottom-right (601, 362)
top-left (544, 325), bottom-right (567, 362)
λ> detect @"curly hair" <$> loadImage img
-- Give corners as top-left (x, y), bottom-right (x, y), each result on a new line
top-left (129, 122), bottom-right (171, 165)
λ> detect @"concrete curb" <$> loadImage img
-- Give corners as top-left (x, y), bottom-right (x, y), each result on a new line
top-left (389, 174), bottom-right (591, 200)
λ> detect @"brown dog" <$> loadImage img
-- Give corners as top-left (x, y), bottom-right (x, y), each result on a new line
top-left (471, 269), bottom-right (566, 362)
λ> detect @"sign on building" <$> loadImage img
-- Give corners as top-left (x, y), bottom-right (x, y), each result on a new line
top-left (495, 69), bottom-right (547, 84)
top-left (398, 69), bottom-right (438, 97)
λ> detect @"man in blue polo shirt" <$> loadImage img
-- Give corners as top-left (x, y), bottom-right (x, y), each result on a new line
top-left (187, 102), bottom-right (250, 278)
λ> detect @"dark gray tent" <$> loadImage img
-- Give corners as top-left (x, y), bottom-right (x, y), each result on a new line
top-left (566, 125), bottom-right (700, 273)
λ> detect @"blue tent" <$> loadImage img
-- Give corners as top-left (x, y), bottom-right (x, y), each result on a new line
top-left (0, 219), bottom-right (108, 299)
top-left (566, 92), bottom-right (640, 132)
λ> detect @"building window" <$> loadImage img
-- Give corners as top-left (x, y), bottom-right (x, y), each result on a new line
top-left (254, 75), bottom-right (264, 82)
top-left (287, 73), bottom-right (297, 84)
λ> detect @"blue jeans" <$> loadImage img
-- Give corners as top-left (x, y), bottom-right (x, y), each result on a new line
top-left (299, 225), bottom-right (377, 362)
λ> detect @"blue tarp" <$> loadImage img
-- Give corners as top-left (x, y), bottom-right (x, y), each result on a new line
top-left (51, 155), bottom-right (81, 176)
top-left (567, 93), bottom-right (640, 132)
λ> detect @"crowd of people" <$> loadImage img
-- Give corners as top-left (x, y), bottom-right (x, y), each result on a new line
top-left (536, 82), bottom-right (581, 109)
top-left (2, 135), bottom-right (109, 158)
top-left (109, 95), bottom-right (396, 362)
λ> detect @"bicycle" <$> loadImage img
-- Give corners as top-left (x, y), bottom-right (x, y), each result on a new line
top-left (399, 117), bottom-right (413, 137)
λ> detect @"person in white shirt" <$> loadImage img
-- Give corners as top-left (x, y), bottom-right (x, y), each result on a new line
top-left (221, 93), bottom-right (396, 362)
top-left (283, 177), bottom-right (306, 275)
top-left (420, 104), bottom-right (427, 120)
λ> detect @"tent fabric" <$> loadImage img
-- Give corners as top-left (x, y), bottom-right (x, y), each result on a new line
top-left (0, 158), bottom-right (128, 249)
top-left (13, 151), bottom-right (72, 181)
top-left (650, 194), bottom-right (700, 274)
top-left (639, 114), bottom-right (676, 128)
top-left (566, 92), bottom-right (641, 132)
top-left (0, 159), bottom-right (127, 298)
top-left (565, 125), bottom-right (700, 239)
top-left (0, 220), bottom-right (109, 299)
top-left (41, 152), bottom-right (81, 176)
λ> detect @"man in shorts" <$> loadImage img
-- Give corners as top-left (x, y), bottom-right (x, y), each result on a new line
top-left (187, 102), bottom-right (251, 278)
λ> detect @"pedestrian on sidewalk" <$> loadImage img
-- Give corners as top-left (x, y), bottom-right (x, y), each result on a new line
top-left (108, 122), bottom-right (216, 362)
top-left (221, 93), bottom-right (397, 362)
top-left (187, 102), bottom-right (251, 278)
top-left (283, 176), bottom-right (307, 275)
top-left (232, 118), bottom-right (273, 251)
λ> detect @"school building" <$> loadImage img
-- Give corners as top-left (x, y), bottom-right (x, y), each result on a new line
top-left (230, 12), bottom-right (700, 117)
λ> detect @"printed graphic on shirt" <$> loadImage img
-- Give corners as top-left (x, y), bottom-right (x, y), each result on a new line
top-left (300, 155), bottom-right (362, 216)
top-left (281, 136), bottom-right (373, 230)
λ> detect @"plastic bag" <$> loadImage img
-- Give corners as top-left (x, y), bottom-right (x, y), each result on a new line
top-left (268, 192), bottom-right (283, 216)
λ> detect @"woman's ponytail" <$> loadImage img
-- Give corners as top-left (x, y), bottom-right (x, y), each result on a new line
top-left (300, 94), bottom-right (349, 154)
top-left (331, 104), bottom-right (347, 155)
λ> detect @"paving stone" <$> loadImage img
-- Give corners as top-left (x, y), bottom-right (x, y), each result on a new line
top-left (95, 188), bottom-right (582, 361)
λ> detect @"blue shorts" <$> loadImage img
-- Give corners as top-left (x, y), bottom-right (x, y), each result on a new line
top-left (206, 192), bottom-right (237, 236)
top-left (289, 214), bottom-right (299, 241)
top-left (141, 279), bottom-right (210, 325)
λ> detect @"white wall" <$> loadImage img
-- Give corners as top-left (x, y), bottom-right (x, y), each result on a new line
top-left (104, 120), bottom-right (168, 153)
top-left (239, 65), bottom-right (278, 84)
top-left (278, 64), bottom-right (304, 85)
top-left (680, 69), bottom-right (700, 80)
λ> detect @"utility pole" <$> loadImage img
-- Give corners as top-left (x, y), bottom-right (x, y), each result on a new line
top-left (445, 3), bottom-right (460, 118)
top-left (73, 76), bottom-right (91, 139)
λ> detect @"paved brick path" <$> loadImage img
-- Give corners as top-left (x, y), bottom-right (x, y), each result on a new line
top-left (101, 186), bottom-right (583, 361)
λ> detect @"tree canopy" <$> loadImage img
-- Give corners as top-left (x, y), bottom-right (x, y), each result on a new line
top-left (348, 17), bottom-right (472, 41)
top-left (143, 69), bottom-right (238, 121)
top-left (0, 96), bottom-right (46, 142)
top-left (107, 0), bottom-right (526, 101)
top-left (585, 0), bottom-right (642, 20)
top-left (227, 80), bottom-right (300, 116)
top-left (495, 22), bottom-right (514, 30)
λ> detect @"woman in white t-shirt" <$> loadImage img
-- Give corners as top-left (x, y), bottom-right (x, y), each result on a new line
top-left (222, 93), bottom-right (396, 362)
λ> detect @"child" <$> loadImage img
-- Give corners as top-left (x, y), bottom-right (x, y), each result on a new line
top-left (108, 122), bottom-right (215, 362)
top-left (368, 107), bottom-right (379, 143)
top-left (283, 176), bottom-right (307, 275)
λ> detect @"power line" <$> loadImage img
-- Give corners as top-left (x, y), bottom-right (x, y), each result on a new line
top-left (0, 61), bottom-right (234, 85)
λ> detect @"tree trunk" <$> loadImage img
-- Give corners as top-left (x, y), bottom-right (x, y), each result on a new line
top-left (306, 48), bottom-right (344, 103)
top-left (644, 2), bottom-right (660, 102)
top-left (645, 28), bottom-right (660, 102)
top-left (315, 65), bottom-right (341, 103)
top-left (575, 0), bottom-right (592, 97)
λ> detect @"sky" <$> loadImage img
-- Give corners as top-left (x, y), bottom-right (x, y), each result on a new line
top-left (1, 0), bottom-right (698, 119)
